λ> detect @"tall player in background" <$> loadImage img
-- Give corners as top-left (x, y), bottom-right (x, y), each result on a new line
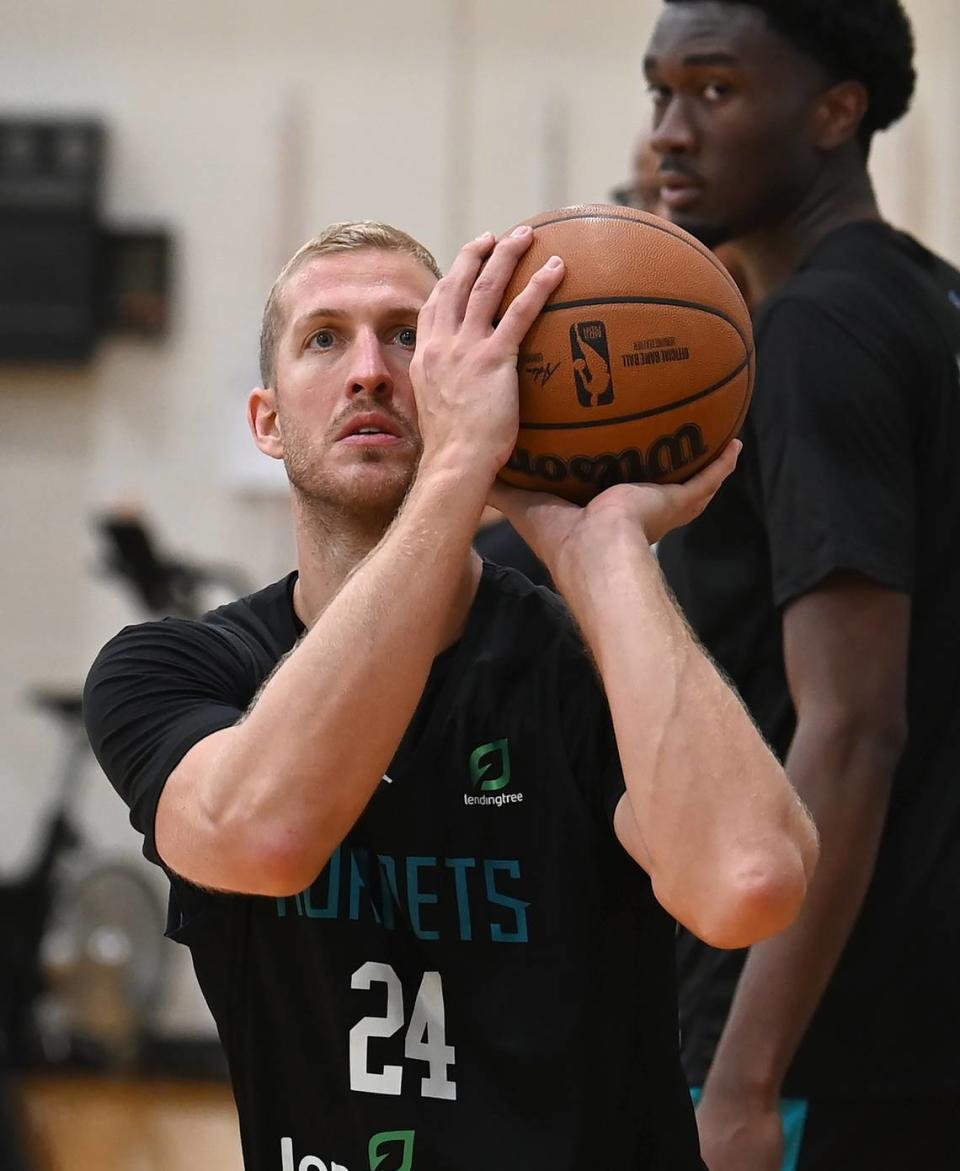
top-left (84, 221), bottom-right (815, 1170)
top-left (646, 2), bottom-right (960, 1169)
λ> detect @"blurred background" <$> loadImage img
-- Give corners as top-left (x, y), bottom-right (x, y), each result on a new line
top-left (1, 0), bottom-right (957, 1167)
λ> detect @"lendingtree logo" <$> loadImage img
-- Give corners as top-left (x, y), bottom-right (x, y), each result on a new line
top-left (465, 740), bottom-right (523, 807)
top-left (470, 739), bottom-right (511, 792)
top-left (369, 1129), bottom-right (415, 1171)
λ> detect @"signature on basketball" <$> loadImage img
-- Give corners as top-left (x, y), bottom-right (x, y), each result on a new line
top-left (525, 361), bottom-right (561, 387)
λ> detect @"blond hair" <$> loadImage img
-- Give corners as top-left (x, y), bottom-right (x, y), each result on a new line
top-left (258, 221), bottom-right (442, 387)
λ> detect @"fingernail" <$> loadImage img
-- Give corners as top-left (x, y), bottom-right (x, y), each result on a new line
top-left (547, 255), bottom-right (563, 268)
top-left (511, 224), bottom-right (532, 238)
top-left (475, 231), bottom-right (492, 242)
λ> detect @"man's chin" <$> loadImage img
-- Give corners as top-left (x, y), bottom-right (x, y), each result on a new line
top-left (667, 217), bottom-right (734, 250)
top-left (291, 460), bottom-right (417, 525)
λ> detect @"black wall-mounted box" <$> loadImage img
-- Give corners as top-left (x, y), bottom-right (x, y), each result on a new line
top-left (0, 118), bottom-right (105, 362)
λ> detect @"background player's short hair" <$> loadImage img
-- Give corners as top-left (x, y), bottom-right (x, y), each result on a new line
top-left (259, 220), bottom-right (442, 389)
top-left (665, 0), bottom-right (917, 147)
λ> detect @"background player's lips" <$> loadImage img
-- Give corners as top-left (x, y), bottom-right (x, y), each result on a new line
top-left (658, 162), bottom-right (706, 210)
top-left (659, 178), bottom-right (705, 210)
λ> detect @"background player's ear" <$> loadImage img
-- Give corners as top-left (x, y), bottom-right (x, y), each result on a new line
top-left (812, 80), bottom-right (870, 151)
top-left (247, 385), bottom-right (284, 460)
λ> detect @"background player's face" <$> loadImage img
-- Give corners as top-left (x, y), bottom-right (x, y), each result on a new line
top-left (644, 2), bottom-right (826, 246)
top-left (267, 248), bottom-right (436, 522)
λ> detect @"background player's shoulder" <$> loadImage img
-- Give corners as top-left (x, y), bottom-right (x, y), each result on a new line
top-left (479, 561), bottom-right (592, 669)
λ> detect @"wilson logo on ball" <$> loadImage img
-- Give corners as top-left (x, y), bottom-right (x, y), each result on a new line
top-left (506, 423), bottom-right (707, 489)
top-left (570, 321), bottom-right (615, 408)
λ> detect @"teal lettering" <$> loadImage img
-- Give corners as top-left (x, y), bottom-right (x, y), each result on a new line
top-left (302, 846), bottom-right (342, 919)
top-left (444, 857), bottom-right (476, 942)
top-left (376, 854), bottom-right (401, 930)
top-left (349, 848), bottom-right (380, 924)
top-left (483, 859), bottom-right (529, 943)
top-left (406, 856), bottom-right (440, 941)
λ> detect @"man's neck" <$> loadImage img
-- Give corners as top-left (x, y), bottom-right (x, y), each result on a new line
top-left (736, 165), bottom-right (882, 304)
top-left (290, 495), bottom-right (484, 652)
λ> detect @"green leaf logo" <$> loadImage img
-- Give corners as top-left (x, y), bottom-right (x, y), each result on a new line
top-left (469, 739), bottom-right (511, 792)
top-left (368, 1129), bottom-right (415, 1171)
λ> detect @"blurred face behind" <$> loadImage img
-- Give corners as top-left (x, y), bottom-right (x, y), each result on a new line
top-left (644, 2), bottom-right (825, 246)
top-left (254, 248), bottom-right (437, 526)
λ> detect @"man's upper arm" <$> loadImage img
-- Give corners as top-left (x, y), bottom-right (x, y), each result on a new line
top-left (783, 575), bottom-right (910, 743)
top-left (751, 295), bottom-right (914, 743)
top-left (752, 296), bottom-right (916, 610)
top-left (83, 620), bottom-right (248, 869)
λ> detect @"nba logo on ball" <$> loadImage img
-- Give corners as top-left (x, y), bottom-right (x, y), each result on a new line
top-left (497, 204), bottom-right (755, 505)
top-left (570, 321), bottom-right (615, 408)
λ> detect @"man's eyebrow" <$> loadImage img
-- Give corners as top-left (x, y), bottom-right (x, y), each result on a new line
top-left (644, 50), bottom-right (740, 72)
top-left (683, 52), bottom-right (739, 66)
top-left (292, 305), bottom-right (422, 330)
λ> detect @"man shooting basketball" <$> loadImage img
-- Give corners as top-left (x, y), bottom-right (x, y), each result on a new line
top-left (645, 1), bottom-right (960, 1168)
top-left (84, 221), bottom-right (815, 1170)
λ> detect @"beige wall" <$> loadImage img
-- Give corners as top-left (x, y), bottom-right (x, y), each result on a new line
top-left (1, 0), bottom-right (956, 1034)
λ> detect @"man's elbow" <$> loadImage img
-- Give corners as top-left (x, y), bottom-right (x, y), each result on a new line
top-left (681, 839), bottom-right (818, 950)
top-left (163, 815), bottom-right (337, 899)
top-left (222, 823), bottom-right (339, 898)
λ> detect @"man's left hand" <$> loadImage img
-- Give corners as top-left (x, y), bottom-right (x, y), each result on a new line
top-left (488, 438), bottom-right (740, 579)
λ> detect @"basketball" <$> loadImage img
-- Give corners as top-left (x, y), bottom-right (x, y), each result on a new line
top-left (496, 204), bottom-right (754, 505)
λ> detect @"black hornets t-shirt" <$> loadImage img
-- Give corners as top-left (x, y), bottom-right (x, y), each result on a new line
top-left (659, 222), bottom-right (960, 1099)
top-left (84, 564), bottom-right (704, 1171)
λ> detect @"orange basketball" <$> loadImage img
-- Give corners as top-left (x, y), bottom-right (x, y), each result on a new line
top-left (497, 204), bottom-right (754, 505)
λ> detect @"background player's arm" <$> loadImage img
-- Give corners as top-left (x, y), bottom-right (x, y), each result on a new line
top-left (692, 573), bottom-right (908, 1171)
top-left (155, 230), bottom-right (565, 897)
top-left (492, 459), bottom-right (818, 950)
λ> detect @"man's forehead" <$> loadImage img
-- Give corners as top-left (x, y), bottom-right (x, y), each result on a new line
top-left (647, 2), bottom-right (771, 62)
top-left (284, 249), bottom-right (436, 315)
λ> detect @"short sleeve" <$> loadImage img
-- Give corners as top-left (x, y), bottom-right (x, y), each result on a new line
top-left (751, 296), bottom-right (916, 607)
top-left (558, 644), bottom-right (626, 830)
top-left (83, 620), bottom-right (253, 867)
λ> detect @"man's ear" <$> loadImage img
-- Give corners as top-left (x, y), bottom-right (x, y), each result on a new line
top-left (812, 80), bottom-right (870, 151)
top-left (248, 385), bottom-right (284, 459)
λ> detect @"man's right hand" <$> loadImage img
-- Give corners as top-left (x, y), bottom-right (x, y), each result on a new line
top-left (410, 226), bottom-right (565, 485)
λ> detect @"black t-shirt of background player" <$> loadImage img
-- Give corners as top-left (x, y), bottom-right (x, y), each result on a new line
top-left (474, 518), bottom-right (553, 588)
top-left (84, 564), bottom-right (705, 1171)
top-left (658, 222), bottom-right (960, 1100)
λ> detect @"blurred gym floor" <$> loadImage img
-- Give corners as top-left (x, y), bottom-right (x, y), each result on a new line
top-left (13, 1075), bottom-right (242, 1170)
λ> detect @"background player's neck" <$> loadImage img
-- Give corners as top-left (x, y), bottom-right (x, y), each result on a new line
top-left (737, 161), bottom-right (881, 304)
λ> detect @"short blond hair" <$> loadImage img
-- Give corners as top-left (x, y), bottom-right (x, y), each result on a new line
top-left (258, 221), bottom-right (442, 387)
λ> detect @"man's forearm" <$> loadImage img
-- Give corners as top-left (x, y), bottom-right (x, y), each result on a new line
top-left (196, 458), bottom-right (489, 884)
top-left (702, 718), bottom-right (897, 1100)
top-left (550, 519), bottom-right (816, 947)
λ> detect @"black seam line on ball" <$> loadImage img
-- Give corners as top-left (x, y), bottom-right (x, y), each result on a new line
top-left (538, 294), bottom-right (749, 345)
top-left (518, 348), bottom-right (753, 431)
top-left (524, 209), bottom-right (744, 301)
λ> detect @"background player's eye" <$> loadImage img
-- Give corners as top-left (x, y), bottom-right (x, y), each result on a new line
top-left (310, 330), bottom-right (335, 350)
top-left (397, 327), bottom-right (417, 348)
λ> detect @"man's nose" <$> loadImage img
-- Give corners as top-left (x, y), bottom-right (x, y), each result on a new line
top-left (346, 331), bottom-right (393, 398)
top-left (651, 97), bottom-right (698, 156)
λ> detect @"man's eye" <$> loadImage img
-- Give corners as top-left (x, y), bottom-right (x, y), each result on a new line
top-left (397, 327), bottom-right (417, 348)
top-left (310, 330), bottom-right (335, 350)
top-left (647, 83), bottom-right (671, 105)
top-left (703, 82), bottom-right (731, 102)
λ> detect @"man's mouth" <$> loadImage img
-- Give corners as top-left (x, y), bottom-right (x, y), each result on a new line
top-left (659, 175), bottom-right (705, 211)
top-left (335, 412), bottom-right (407, 446)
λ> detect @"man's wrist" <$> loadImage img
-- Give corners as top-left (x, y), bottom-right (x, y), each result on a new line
top-left (549, 515), bottom-right (657, 604)
top-left (702, 1057), bottom-right (784, 1110)
top-left (416, 444), bottom-right (501, 494)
